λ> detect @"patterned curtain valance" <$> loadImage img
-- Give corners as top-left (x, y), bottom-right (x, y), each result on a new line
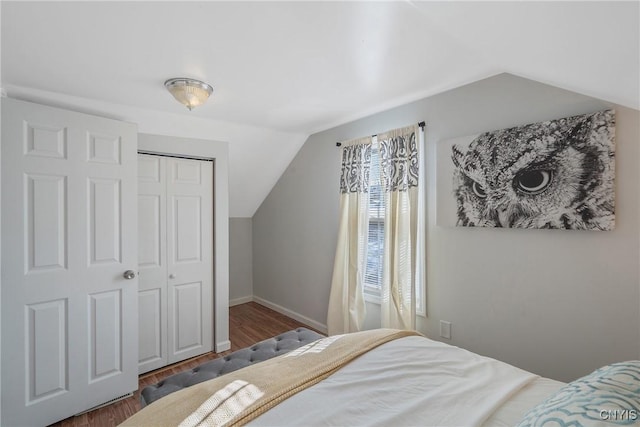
top-left (339, 136), bottom-right (372, 194)
top-left (378, 125), bottom-right (419, 192)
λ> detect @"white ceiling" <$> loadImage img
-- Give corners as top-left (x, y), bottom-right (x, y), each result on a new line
top-left (2, 1), bottom-right (638, 216)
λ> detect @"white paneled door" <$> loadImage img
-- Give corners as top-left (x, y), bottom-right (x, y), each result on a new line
top-left (137, 154), bottom-right (168, 373)
top-left (1, 99), bottom-right (138, 426)
top-left (137, 154), bottom-right (213, 374)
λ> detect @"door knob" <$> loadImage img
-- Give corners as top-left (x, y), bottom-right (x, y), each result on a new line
top-left (169, 273), bottom-right (176, 279)
top-left (123, 270), bottom-right (136, 280)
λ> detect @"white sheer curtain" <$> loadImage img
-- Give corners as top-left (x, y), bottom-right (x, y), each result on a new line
top-left (328, 125), bottom-right (422, 335)
top-left (327, 136), bottom-right (372, 336)
top-left (378, 125), bottom-right (420, 330)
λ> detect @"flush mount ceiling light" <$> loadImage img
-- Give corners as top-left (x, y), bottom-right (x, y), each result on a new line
top-left (164, 78), bottom-right (214, 111)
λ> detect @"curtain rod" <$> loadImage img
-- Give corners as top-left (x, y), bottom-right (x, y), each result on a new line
top-left (336, 121), bottom-right (425, 147)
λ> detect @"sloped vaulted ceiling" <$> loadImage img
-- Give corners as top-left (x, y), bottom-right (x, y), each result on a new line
top-left (2, 1), bottom-right (638, 217)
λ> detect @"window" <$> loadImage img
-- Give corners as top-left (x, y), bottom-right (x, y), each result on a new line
top-left (364, 138), bottom-right (384, 301)
top-left (363, 135), bottom-right (425, 316)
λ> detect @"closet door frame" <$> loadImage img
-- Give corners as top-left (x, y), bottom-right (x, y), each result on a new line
top-left (138, 153), bottom-right (214, 373)
top-left (137, 133), bottom-right (230, 356)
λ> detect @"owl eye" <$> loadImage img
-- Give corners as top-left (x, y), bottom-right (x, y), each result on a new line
top-left (472, 181), bottom-right (486, 198)
top-left (516, 170), bottom-right (552, 194)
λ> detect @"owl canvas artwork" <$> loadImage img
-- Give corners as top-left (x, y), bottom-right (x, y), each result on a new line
top-left (436, 110), bottom-right (615, 230)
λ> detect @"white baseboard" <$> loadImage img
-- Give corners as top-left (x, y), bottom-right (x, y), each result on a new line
top-left (229, 296), bottom-right (253, 307)
top-left (252, 296), bottom-right (328, 335)
top-left (215, 340), bottom-right (231, 353)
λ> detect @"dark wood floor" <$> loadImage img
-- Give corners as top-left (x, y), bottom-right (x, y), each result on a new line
top-left (51, 302), bottom-right (321, 427)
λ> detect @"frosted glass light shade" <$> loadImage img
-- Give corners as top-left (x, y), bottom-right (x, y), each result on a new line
top-left (164, 78), bottom-right (213, 110)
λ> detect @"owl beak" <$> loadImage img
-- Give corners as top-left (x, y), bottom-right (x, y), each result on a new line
top-left (496, 207), bottom-right (511, 228)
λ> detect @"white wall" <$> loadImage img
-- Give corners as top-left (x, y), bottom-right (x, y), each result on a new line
top-left (229, 218), bottom-right (253, 305)
top-left (422, 105), bottom-right (639, 383)
top-left (253, 73), bottom-right (640, 382)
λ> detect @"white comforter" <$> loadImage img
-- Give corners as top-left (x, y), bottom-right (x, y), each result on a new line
top-left (249, 336), bottom-right (540, 427)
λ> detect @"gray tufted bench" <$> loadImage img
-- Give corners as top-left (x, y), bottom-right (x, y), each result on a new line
top-left (140, 327), bottom-right (324, 407)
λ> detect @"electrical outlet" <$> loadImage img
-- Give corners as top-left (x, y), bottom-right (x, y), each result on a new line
top-left (440, 320), bottom-right (452, 339)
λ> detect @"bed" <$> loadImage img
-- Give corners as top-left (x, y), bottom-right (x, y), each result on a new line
top-left (121, 329), bottom-right (640, 427)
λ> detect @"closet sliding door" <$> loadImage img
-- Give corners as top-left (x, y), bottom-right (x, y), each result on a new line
top-left (137, 154), bottom-right (213, 374)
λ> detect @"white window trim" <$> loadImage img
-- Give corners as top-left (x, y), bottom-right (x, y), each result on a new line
top-left (364, 287), bottom-right (381, 304)
top-left (416, 127), bottom-right (427, 318)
